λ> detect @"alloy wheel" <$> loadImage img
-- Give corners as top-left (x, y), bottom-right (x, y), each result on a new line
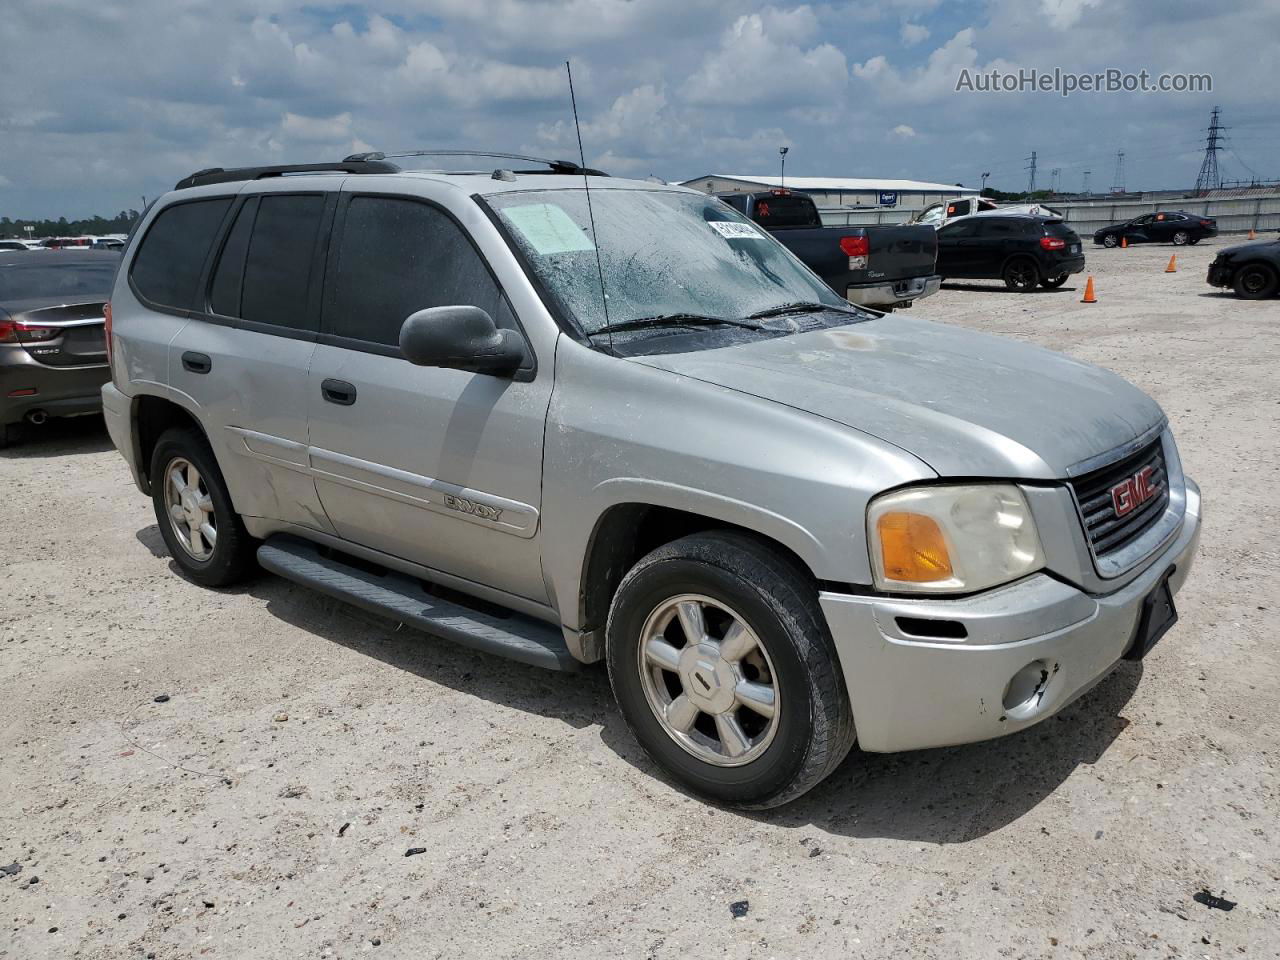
top-left (637, 594), bottom-right (780, 767)
top-left (164, 456), bottom-right (217, 561)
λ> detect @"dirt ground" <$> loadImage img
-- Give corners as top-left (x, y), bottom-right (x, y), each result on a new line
top-left (2, 238), bottom-right (1278, 959)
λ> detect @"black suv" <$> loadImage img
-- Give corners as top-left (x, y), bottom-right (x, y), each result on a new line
top-left (936, 215), bottom-right (1085, 291)
top-left (1093, 211), bottom-right (1217, 247)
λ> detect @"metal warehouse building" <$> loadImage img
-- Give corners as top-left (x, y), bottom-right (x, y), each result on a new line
top-left (678, 175), bottom-right (979, 218)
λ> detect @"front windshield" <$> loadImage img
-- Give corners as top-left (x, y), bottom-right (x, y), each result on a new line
top-left (486, 188), bottom-right (848, 336)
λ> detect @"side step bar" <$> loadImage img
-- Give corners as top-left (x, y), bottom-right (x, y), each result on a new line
top-left (257, 536), bottom-right (579, 672)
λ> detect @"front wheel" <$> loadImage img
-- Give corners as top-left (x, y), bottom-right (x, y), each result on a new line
top-left (1233, 263), bottom-right (1279, 300)
top-left (150, 428), bottom-right (256, 587)
top-left (1040, 272), bottom-right (1069, 289)
top-left (606, 532), bottom-right (855, 809)
top-left (1172, 230), bottom-right (1190, 246)
top-left (1002, 258), bottom-right (1040, 291)
top-left (1102, 234), bottom-right (1119, 248)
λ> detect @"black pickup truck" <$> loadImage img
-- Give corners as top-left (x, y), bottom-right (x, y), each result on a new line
top-left (717, 189), bottom-right (940, 309)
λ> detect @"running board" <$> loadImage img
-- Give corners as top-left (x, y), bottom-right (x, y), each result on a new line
top-left (257, 536), bottom-right (579, 672)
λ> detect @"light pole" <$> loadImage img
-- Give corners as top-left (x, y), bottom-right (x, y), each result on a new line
top-left (980, 171), bottom-right (990, 193)
top-left (779, 146), bottom-right (789, 188)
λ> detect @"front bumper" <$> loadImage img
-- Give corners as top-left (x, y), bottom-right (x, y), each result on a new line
top-left (846, 274), bottom-right (942, 308)
top-left (1206, 262), bottom-right (1233, 287)
top-left (820, 478), bottom-right (1201, 753)
top-left (0, 348), bottom-right (109, 426)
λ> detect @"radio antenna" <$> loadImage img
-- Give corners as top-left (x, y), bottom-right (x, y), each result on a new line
top-left (566, 60), bottom-right (611, 349)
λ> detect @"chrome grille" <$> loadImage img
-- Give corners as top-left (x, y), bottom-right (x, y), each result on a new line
top-left (1069, 439), bottom-right (1169, 557)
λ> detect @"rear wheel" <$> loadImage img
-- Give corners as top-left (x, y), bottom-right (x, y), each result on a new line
top-left (1040, 272), bottom-right (1069, 289)
top-left (606, 531), bottom-right (855, 809)
top-left (1172, 230), bottom-right (1190, 246)
top-left (1102, 233), bottom-right (1119, 248)
top-left (1002, 257), bottom-right (1040, 291)
top-left (1233, 263), bottom-right (1279, 300)
top-left (150, 428), bottom-right (256, 586)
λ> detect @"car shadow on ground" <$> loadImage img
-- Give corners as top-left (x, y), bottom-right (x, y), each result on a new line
top-left (223, 556), bottom-right (1143, 842)
top-left (939, 283), bottom-right (1078, 294)
top-left (0, 414), bottom-right (113, 458)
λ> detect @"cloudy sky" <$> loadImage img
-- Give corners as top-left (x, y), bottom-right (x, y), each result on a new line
top-left (2, 0), bottom-right (1277, 218)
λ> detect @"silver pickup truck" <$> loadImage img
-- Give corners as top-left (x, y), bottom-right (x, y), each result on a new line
top-left (102, 155), bottom-right (1201, 808)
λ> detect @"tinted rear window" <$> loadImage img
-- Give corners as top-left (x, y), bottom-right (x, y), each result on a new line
top-left (326, 196), bottom-right (510, 347)
top-left (750, 195), bottom-right (817, 227)
top-left (209, 198), bottom-right (257, 318)
top-left (0, 258), bottom-right (119, 302)
top-left (240, 194), bottom-right (325, 331)
top-left (130, 199), bottom-right (232, 310)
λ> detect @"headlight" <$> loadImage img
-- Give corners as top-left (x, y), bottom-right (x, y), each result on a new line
top-left (867, 484), bottom-right (1045, 594)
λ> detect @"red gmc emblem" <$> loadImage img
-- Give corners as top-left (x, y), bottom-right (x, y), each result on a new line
top-left (1111, 465), bottom-right (1159, 518)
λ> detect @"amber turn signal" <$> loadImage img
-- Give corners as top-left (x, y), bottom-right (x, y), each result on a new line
top-left (877, 511), bottom-right (954, 583)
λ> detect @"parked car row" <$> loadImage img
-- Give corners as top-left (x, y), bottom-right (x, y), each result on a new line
top-left (0, 235), bottom-right (127, 251)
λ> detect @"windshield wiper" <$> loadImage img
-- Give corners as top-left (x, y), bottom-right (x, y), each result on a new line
top-left (747, 301), bottom-right (863, 320)
top-left (595, 313), bottom-right (765, 335)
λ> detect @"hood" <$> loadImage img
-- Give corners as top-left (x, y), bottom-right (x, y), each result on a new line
top-left (632, 315), bottom-right (1165, 479)
top-left (1217, 238), bottom-right (1279, 259)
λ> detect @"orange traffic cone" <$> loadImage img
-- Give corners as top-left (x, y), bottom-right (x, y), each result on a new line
top-left (1081, 275), bottom-right (1097, 303)
top-left (1165, 254), bottom-right (1177, 273)
top-left (1248, 228), bottom-right (1257, 240)
top-left (1120, 236), bottom-right (1128, 248)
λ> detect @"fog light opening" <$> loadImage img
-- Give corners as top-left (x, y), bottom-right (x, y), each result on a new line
top-left (1003, 659), bottom-right (1057, 720)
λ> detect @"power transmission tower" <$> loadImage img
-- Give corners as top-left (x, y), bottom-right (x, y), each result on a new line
top-left (1193, 105), bottom-right (1225, 196)
top-left (1082, 169), bottom-right (1091, 196)
top-left (1025, 151), bottom-right (1037, 195)
top-left (1111, 151), bottom-right (1125, 194)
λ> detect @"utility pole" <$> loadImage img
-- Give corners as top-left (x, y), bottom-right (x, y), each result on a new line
top-left (1193, 105), bottom-right (1224, 196)
top-left (1050, 167), bottom-right (1061, 194)
top-left (1082, 169), bottom-right (1091, 196)
top-left (1025, 151), bottom-right (1037, 196)
top-left (778, 146), bottom-right (789, 188)
top-left (1111, 151), bottom-right (1125, 194)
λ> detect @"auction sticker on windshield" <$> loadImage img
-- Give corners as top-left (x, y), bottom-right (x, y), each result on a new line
top-left (708, 221), bottom-right (764, 240)
top-left (501, 203), bottom-right (596, 255)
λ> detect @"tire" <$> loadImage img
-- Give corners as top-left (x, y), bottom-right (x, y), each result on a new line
top-left (606, 531), bottom-right (856, 809)
top-left (1040, 272), bottom-right (1069, 289)
top-left (1102, 234), bottom-right (1118, 248)
top-left (150, 427), bottom-right (256, 587)
top-left (1002, 257), bottom-right (1040, 291)
top-left (1232, 262), bottom-right (1279, 300)
top-left (1172, 230), bottom-right (1190, 246)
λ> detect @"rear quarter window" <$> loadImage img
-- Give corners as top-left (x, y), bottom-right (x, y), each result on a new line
top-left (129, 198), bottom-right (232, 311)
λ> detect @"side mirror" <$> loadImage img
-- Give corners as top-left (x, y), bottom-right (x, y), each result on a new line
top-left (399, 305), bottom-right (527, 375)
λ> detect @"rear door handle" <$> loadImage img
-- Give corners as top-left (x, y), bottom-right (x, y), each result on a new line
top-left (181, 351), bottom-right (211, 374)
top-left (321, 379), bottom-right (357, 406)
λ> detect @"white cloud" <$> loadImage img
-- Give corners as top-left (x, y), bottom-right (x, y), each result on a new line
top-left (1040, 0), bottom-right (1104, 30)
top-left (890, 124), bottom-right (917, 139)
top-left (685, 12), bottom-right (847, 106)
top-left (900, 22), bottom-right (930, 45)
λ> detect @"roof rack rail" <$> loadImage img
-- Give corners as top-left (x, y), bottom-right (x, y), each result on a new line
top-left (379, 150), bottom-right (609, 177)
top-left (174, 158), bottom-right (401, 190)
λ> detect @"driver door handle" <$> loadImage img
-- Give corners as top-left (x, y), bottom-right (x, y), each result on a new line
top-left (321, 379), bottom-right (357, 406)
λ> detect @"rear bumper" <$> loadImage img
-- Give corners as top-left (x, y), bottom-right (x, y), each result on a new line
top-left (0, 349), bottom-right (109, 426)
top-left (820, 477), bottom-right (1201, 753)
top-left (846, 274), bottom-right (942, 308)
top-left (1047, 253), bottom-right (1086, 275)
top-left (101, 382), bottom-right (146, 492)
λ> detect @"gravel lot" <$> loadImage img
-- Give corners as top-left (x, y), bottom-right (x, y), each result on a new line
top-left (2, 238), bottom-right (1277, 959)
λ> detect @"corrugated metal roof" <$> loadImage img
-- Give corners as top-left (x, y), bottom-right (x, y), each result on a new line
top-left (680, 174), bottom-right (979, 194)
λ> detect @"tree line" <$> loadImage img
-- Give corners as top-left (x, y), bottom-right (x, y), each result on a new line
top-left (0, 210), bottom-right (141, 239)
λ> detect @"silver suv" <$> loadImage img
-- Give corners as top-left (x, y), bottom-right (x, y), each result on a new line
top-left (102, 154), bottom-right (1201, 808)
